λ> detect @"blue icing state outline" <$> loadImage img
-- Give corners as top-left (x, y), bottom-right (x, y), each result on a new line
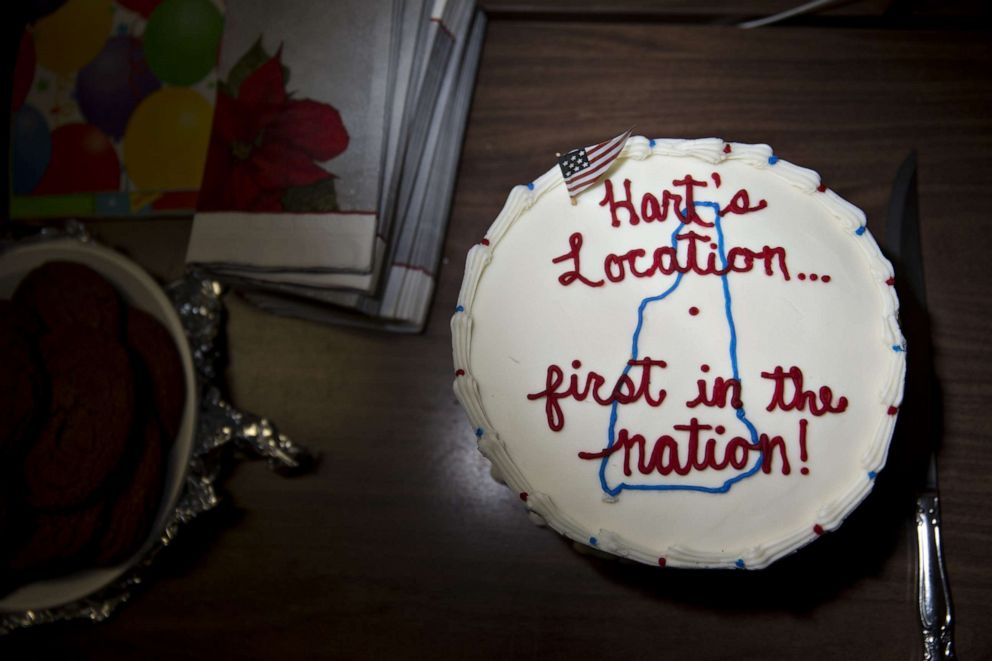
top-left (598, 201), bottom-right (764, 497)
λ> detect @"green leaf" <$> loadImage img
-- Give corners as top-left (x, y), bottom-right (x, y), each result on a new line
top-left (223, 36), bottom-right (272, 98)
top-left (281, 177), bottom-right (339, 213)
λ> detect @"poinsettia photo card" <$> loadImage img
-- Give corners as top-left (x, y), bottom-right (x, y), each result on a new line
top-left (187, 0), bottom-right (392, 275)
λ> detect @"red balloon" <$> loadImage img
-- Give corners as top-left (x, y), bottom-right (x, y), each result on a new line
top-left (118, 0), bottom-right (162, 18)
top-left (12, 30), bottom-right (35, 111)
top-left (34, 123), bottom-right (120, 194)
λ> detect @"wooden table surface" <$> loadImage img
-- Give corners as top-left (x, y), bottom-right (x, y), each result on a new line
top-left (4, 15), bottom-right (991, 661)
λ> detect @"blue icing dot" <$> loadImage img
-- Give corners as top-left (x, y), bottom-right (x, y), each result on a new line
top-left (455, 305), bottom-right (464, 312)
top-left (868, 470), bottom-right (878, 479)
top-left (527, 182), bottom-right (535, 190)
top-left (768, 155), bottom-right (779, 165)
top-left (892, 345), bottom-right (904, 352)
top-left (589, 536), bottom-right (598, 546)
top-left (649, 138), bottom-right (656, 147)
top-left (475, 428), bottom-right (484, 437)
top-left (856, 226), bottom-right (867, 236)
top-left (735, 559), bottom-right (745, 568)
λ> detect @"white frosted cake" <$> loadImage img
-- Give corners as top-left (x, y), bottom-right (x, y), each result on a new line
top-left (451, 136), bottom-right (905, 569)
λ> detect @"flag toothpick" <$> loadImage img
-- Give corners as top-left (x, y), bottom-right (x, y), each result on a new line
top-left (557, 129), bottom-right (632, 202)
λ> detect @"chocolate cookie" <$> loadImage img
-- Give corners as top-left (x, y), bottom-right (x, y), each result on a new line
top-left (0, 471), bottom-right (25, 566)
top-left (125, 308), bottom-right (185, 443)
top-left (0, 302), bottom-right (46, 458)
top-left (95, 417), bottom-right (165, 565)
top-left (24, 327), bottom-right (134, 510)
top-left (5, 498), bottom-right (106, 574)
top-left (14, 261), bottom-right (121, 335)
top-left (0, 299), bottom-right (43, 337)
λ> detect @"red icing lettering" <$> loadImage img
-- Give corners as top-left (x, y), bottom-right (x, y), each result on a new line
top-left (685, 376), bottom-right (743, 409)
top-left (577, 417), bottom-right (801, 477)
top-left (672, 175), bottom-right (712, 227)
top-left (586, 231), bottom-right (790, 286)
top-left (760, 432), bottom-right (791, 475)
top-left (640, 190), bottom-right (683, 224)
top-left (761, 366), bottom-right (848, 416)
top-left (552, 232), bottom-right (604, 288)
top-left (527, 358), bottom-right (668, 431)
top-left (598, 176), bottom-right (768, 229)
top-left (720, 188), bottom-right (767, 217)
top-left (798, 418), bottom-right (809, 475)
top-left (599, 178), bottom-right (642, 226)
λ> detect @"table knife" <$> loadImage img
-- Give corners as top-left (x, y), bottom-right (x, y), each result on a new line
top-left (884, 151), bottom-right (955, 661)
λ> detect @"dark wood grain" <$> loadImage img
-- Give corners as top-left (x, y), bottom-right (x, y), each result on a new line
top-left (4, 20), bottom-right (991, 661)
top-left (479, 0), bottom-right (990, 23)
top-left (479, 0), bottom-right (893, 19)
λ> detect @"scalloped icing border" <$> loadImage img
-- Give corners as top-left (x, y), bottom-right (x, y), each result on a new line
top-left (451, 136), bottom-right (906, 569)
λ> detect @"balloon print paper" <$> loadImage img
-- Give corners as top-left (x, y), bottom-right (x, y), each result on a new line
top-left (10, 0), bottom-right (224, 218)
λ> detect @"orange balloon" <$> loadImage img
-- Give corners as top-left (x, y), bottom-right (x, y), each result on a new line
top-left (33, 0), bottom-right (113, 75)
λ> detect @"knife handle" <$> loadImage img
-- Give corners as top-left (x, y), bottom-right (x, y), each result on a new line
top-left (916, 493), bottom-right (955, 660)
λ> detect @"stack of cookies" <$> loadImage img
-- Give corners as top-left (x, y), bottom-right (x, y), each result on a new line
top-left (0, 261), bottom-right (185, 592)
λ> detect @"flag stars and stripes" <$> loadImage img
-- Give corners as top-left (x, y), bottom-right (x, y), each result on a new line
top-left (560, 149), bottom-right (590, 178)
top-left (558, 129), bottom-right (632, 199)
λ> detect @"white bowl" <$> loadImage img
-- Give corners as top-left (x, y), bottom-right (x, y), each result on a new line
top-left (0, 238), bottom-right (197, 612)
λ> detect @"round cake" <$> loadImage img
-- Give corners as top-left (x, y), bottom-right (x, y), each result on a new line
top-left (451, 136), bottom-right (905, 569)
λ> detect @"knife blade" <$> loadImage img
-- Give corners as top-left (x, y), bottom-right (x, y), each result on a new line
top-left (884, 151), bottom-right (955, 661)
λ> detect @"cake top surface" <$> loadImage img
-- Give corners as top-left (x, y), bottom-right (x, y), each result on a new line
top-left (452, 137), bottom-right (904, 569)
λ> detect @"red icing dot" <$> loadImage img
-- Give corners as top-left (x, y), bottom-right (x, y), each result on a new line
top-left (455, 369), bottom-right (465, 376)
top-left (813, 524), bottom-right (824, 535)
top-left (657, 557), bottom-right (667, 567)
top-left (798, 273), bottom-right (806, 281)
top-left (519, 492), bottom-right (528, 502)
top-left (886, 277), bottom-right (896, 286)
top-left (887, 406), bottom-right (898, 415)
top-left (810, 273), bottom-right (819, 281)
top-left (700, 364), bottom-right (710, 373)
top-left (571, 359), bottom-right (582, 369)
top-left (480, 238), bottom-right (490, 246)
top-left (715, 425), bottom-right (725, 434)
top-left (817, 184), bottom-right (827, 193)
top-left (723, 144), bottom-right (732, 154)
top-left (709, 243), bottom-right (718, 249)
top-left (821, 275), bottom-right (831, 283)
top-left (689, 306), bottom-right (700, 316)
top-left (801, 467), bottom-right (810, 475)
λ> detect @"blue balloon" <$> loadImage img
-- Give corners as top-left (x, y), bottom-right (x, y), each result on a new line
top-left (12, 104), bottom-right (52, 194)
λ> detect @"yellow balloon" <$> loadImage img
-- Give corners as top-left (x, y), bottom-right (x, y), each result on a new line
top-left (34, 0), bottom-right (113, 75)
top-left (123, 87), bottom-right (213, 191)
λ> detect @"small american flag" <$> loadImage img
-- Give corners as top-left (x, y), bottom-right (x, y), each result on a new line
top-left (558, 129), bottom-right (632, 199)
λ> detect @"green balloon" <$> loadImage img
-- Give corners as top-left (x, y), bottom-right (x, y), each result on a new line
top-left (144, 0), bottom-right (223, 86)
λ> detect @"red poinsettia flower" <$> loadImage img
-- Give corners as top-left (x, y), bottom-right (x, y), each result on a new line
top-left (199, 49), bottom-right (349, 212)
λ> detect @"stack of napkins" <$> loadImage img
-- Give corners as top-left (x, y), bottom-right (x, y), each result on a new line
top-left (186, 0), bottom-right (485, 332)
